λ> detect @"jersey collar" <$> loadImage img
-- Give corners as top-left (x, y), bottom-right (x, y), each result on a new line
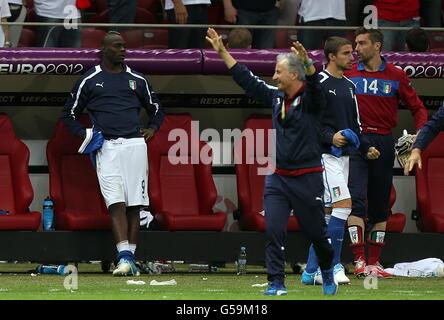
top-left (357, 56), bottom-right (387, 72)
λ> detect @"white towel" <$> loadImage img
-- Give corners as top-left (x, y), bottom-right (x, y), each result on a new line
top-left (384, 258), bottom-right (444, 277)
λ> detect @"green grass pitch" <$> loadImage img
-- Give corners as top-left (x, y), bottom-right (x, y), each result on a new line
top-left (0, 262), bottom-right (443, 300)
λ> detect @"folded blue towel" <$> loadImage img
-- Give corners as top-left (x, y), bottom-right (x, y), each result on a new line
top-left (78, 127), bottom-right (104, 169)
top-left (331, 128), bottom-right (360, 157)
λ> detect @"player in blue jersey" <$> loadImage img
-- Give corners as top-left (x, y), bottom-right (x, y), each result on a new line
top-left (301, 36), bottom-right (380, 286)
top-left (405, 103), bottom-right (444, 174)
top-left (61, 31), bottom-right (164, 276)
top-left (207, 27), bottom-right (337, 296)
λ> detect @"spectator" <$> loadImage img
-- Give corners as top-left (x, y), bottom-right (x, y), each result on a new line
top-left (7, 0), bottom-right (26, 47)
top-left (163, 0), bottom-right (210, 49)
top-left (277, 0), bottom-right (300, 26)
top-left (34, 0), bottom-right (81, 47)
top-left (107, 0), bottom-right (136, 31)
top-left (227, 27), bottom-right (252, 48)
top-left (420, 0), bottom-right (442, 27)
top-left (405, 27), bottom-right (430, 52)
top-left (223, 0), bottom-right (279, 49)
top-left (298, 0), bottom-right (347, 50)
top-left (345, 0), bottom-right (371, 27)
top-left (0, 0), bottom-right (11, 47)
top-left (374, 0), bottom-right (420, 51)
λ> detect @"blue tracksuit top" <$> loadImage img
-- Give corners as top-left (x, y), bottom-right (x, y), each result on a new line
top-left (230, 63), bottom-right (324, 170)
top-left (414, 103), bottom-right (444, 150)
top-left (318, 70), bottom-right (370, 156)
top-left (61, 64), bottom-right (164, 139)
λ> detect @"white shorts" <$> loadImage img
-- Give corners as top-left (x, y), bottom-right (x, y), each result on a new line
top-left (322, 153), bottom-right (351, 206)
top-left (96, 137), bottom-right (149, 208)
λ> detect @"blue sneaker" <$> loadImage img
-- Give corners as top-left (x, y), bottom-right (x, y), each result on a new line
top-left (323, 282), bottom-right (338, 295)
top-left (301, 268), bottom-right (321, 285)
top-left (263, 281), bottom-right (288, 296)
top-left (321, 268), bottom-right (338, 295)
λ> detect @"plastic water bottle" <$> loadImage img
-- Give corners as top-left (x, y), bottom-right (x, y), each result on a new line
top-left (42, 197), bottom-right (54, 231)
top-left (36, 264), bottom-right (66, 275)
top-left (237, 246), bottom-right (247, 275)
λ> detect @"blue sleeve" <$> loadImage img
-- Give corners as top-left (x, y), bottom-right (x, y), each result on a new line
top-left (322, 125), bottom-right (335, 145)
top-left (413, 105), bottom-right (444, 150)
top-left (61, 77), bottom-right (89, 138)
top-left (229, 63), bottom-right (276, 106)
top-left (304, 73), bottom-right (326, 114)
top-left (141, 79), bottom-right (164, 130)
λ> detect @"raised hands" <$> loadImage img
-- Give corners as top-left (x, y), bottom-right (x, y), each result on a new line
top-left (291, 41), bottom-right (315, 76)
top-left (206, 28), bottom-right (225, 53)
top-left (291, 41), bottom-right (310, 64)
top-left (206, 28), bottom-right (237, 69)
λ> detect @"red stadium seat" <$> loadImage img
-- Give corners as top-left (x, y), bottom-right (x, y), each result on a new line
top-left (134, 7), bottom-right (156, 24)
top-left (386, 184), bottom-right (406, 233)
top-left (273, 29), bottom-right (298, 49)
top-left (46, 115), bottom-right (111, 230)
top-left (81, 28), bottom-right (107, 48)
top-left (17, 28), bottom-right (37, 47)
top-left (93, 0), bottom-right (108, 15)
top-left (121, 28), bottom-right (168, 49)
top-left (208, 2), bottom-right (224, 24)
top-left (0, 113), bottom-right (41, 230)
top-left (234, 115), bottom-right (301, 231)
top-left (429, 31), bottom-right (444, 51)
top-left (414, 132), bottom-right (444, 232)
top-left (137, 0), bottom-right (158, 14)
top-left (147, 114), bottom-right (227, 231)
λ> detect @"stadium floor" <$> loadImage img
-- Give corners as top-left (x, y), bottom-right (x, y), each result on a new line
top-left (0, 262), bottom-right (443, 300)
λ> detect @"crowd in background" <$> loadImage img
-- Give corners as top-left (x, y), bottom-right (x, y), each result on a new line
top-left (0, 0), bottom-right (442, 51)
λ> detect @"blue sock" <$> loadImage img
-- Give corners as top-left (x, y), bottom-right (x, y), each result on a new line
top-left (321, 267), bottom-right (335, 285)
top-left (305, 244), bottom-right (319, 273)
top-left (328, 215), bottom-right (347, 265)
top-left (117, 250), bottom-right (134, 261)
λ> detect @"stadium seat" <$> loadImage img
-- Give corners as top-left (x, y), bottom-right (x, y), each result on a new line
top-left (386, 184), bottom-right (406, 233)
top-left (137, 0), bottom-right (158, 14)
top-left (121, 28), bottom-right (168, 49)
top-left (234, 115), bottom-right (301, 231)
top-left (134, 7), bottom-right (156, 24)
top-left (0, 113), bottom-right (41, 230)
top-left (429, 31), bottom-right (444, 51)
top-left (46, 115), bottom-right (111, 230)
top-left (208, 1), bottom-right (224, 24)
top-left (414, 132), bottom-right (444, 232)
top-left (81, 28), bottom-right (107, 48)
top-left (93, 0), bottom-right (108, 15)
top-left (17, 28), bottom-right (37, 47)
top-left (274, 29), bottom-right (298, 49)
top-left (147, 114), bottom-right (227, 231)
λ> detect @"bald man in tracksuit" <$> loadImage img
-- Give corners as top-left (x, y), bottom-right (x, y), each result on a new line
top-left (206, 27), bottom-right (337, 296)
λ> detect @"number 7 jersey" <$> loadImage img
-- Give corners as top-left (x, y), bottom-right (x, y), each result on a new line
top-left (345, 57), bottom-right (427, 135)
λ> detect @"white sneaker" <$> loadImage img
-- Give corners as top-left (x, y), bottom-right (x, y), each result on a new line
top-left (334, 263), bottom-right (350, 285)
top-left (112, 258), bottom-right (131, 276)
top-left (314, 269), bottom-right (323, 285)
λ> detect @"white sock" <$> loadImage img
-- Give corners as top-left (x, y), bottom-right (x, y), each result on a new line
top-left (331, 207), bottom-right (351, 220)
top-left (116, 240), bottom-right (130, 253)
top-left (129, 244), bottom-right (137, 255)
